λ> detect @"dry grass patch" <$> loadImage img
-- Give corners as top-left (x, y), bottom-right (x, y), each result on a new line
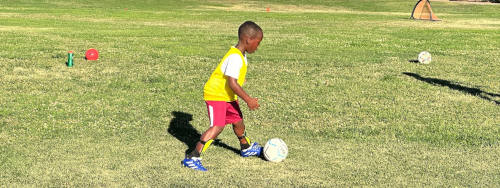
top-left (364, 17), bottom-right (500, 30)
top-left (433, 0), bottom-right (500, 5)
top-left (0, 13), bottom-right (21, 17)
top-left (0, 26), bottom-right (54, 31)
top-left (200, 2), bottom-right (349, 13)
top-left (199, 2), bottom-right (409, 16)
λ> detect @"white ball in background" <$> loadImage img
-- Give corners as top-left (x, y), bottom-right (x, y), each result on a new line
top-left (418, 51), bottom-right (432, 64)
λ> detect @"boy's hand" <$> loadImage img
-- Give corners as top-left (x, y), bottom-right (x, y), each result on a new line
top-left (247, 98), bottom-right (259, 110)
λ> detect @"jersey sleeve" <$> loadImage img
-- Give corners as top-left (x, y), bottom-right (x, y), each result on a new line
top-left (220, 54), bottom-right (243, 79)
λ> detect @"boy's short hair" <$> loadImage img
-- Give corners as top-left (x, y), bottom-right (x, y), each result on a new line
top-left (238, 21), bottom-right (262, 40)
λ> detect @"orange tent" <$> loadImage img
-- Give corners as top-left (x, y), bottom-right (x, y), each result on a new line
top-left (411, 0), bottom-right (441, 21)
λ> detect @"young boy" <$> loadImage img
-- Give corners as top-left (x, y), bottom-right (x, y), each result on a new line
top-left (182, 21), bottom-right (264, 171)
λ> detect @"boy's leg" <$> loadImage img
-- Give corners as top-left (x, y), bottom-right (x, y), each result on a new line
top-left (232, 120), bottom-right (250, 149)
top-left (233, 120), bottom-right (262, 157)
top-left (188, 126), bottom-right (225, 158)
top-left (182, 126), bottom-right (224, 171)
top-left (182, 101), bottom-right (227, 171)
top-left (226, 101), bottom-right (262, 157)
top-left (227, 101), bottom-right (250, 149)
top-left (190, 100), bottom-right (228, 157)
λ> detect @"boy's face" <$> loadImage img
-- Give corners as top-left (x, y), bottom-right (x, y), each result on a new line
top-left (246, 31), bottom-right (263, 54)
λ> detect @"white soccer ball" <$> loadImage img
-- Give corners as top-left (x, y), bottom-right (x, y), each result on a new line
top-left (418, 51), bottom-right (431, 64)
top-left (263, 138), bottom-right (288, 162)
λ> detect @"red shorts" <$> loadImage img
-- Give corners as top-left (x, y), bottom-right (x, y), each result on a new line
top-left (205, 101), bottom-right (243, 127)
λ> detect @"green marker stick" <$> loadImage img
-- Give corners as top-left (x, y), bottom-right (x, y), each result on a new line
top-left (67, 51), bottom-right (74, 67)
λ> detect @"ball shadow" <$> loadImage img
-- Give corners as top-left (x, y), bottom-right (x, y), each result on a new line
top-left (408, 59), bottom-right (419, 63)
top-left (403, 72), bottom-right (499, 105)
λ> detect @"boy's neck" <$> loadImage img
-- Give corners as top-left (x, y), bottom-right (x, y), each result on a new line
top-left (235, 43), bottom-right (246, 55)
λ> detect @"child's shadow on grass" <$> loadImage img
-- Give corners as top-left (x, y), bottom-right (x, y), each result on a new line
top-left (167, 111), bottom-right (240, 155)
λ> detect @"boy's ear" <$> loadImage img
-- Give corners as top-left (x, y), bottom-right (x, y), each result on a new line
top-left (242, 34), bottom-right (253, 44)
top-left (242, 35), bottom-right (248, 44)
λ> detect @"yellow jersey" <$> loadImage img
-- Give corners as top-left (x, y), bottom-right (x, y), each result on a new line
top-left (204, 46), bottom-right (247, 102)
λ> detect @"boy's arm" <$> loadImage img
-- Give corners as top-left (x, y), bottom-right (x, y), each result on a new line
top-left (227, 77), bottom-right (259, 110)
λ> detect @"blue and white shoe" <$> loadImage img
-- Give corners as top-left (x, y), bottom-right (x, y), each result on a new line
top-left (182, 157), bottom-right (207, 171)
top-left (240, 142), bottom-right (262, 157)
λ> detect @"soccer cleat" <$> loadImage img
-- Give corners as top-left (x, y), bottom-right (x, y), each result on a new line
top-left (182, 157), bottom-right (207, 171)
top-left (240, 142), bottom-right (263, 157)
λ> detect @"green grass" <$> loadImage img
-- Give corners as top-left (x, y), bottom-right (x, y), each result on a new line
top-left (1, 0), bottom-right (499, 186)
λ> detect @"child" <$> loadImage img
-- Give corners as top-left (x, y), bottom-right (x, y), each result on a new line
top-left (182, 21), bottom-right (264, 171)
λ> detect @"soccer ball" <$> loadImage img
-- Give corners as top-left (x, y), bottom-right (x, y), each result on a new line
top-left (263, 138), bottom-right (288, 162)
top-left (418, 51), bottom-right (431, 64)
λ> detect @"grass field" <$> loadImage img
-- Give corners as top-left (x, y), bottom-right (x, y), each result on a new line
top-left (1, 0), bottom-right (499, 186)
